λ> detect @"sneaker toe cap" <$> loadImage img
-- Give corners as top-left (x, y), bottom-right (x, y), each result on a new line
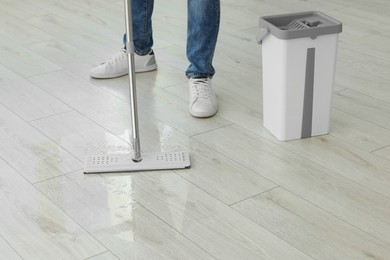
top-left (190, 100), bottom-right (217, 117)
top-left (89, 64), bottom-right (106, 78)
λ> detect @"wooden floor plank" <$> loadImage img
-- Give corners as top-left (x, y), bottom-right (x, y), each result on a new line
top-left (0, 104), bottom-right (82, 183)
top-left (104, 171), bottom-right (312, 259)
top-left (194, 125), bottom-right (390, 245)
top-left (0, 236), bottom-right (22, 260)
top-left (0, 159), bottom-right (106, 259)
top-left (1, 0), bottom-right (390, 258)
top-left (35, 171), bottom-right (215, 260)
top-left (232, 187), bottom-right (390, 260)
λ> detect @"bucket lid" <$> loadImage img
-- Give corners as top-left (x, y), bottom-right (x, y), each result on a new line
top-left (259, 11), bottom-right (342, 40)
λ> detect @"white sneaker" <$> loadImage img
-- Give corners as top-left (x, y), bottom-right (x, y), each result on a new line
top-left (189, 78), bottom-right (218, 118)
top-left (90, 49), bottom-right (157, 79)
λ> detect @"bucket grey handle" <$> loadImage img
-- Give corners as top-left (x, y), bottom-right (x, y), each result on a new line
top-left (256, 27), bottom-right (269, 45)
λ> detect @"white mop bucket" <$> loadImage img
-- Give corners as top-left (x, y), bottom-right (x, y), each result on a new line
top-left (257, 11), bottom-right (342, 141)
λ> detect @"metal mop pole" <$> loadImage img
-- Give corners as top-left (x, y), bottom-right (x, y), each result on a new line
top-left (124, 0), bottom-right (142, 162)
top-left (83, 0), bottom-right (191, 173)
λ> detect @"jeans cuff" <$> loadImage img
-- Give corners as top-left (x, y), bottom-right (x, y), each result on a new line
top-left (186, 73), bottom-right (213, 79)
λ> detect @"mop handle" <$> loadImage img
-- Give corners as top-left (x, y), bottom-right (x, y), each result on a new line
top-left (124, 0), bottom-right (142, 162)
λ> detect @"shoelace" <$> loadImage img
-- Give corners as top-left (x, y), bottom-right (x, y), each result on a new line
top-left (102, 49), bottom-right (127, 65)
top-left (191, 79), bottom-right (211, 100)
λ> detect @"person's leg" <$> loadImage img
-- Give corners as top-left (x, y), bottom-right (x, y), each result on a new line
top-left (124, 0), bottom-right (154, 55)
top-left (186, 0), bottom-right (220, 78)
top-left (90, 0), bottom-right (156, 79)
top-left (187, 0), bottom-right (220, 117)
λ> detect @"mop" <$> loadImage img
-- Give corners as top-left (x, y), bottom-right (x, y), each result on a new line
top-left (83, 0), bottom-right (191, 173)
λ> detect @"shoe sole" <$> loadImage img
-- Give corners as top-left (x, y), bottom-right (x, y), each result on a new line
top-left (135, 63), bottom-right (157, 73)
top-left (189, 108), bottom-right (218, 118)
top-left (90, 64), bottom-right (157, 79)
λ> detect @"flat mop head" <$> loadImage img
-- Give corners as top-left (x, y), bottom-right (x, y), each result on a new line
top-left (84, 151), bottom-right (190, 173)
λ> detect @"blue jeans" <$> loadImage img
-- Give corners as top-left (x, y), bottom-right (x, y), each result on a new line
top-left (123, 0), bottom-right (220, 78)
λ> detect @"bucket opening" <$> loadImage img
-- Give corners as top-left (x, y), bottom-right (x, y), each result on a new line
top-left (281, 19), bottom-right (322, 30)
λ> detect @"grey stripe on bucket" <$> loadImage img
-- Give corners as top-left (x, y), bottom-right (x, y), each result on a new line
top-left (301, 48), bottom-right (315, 138)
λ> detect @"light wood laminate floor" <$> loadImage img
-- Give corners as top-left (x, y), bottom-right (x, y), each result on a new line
top-left (1, 0), bottom-right (390, 259)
